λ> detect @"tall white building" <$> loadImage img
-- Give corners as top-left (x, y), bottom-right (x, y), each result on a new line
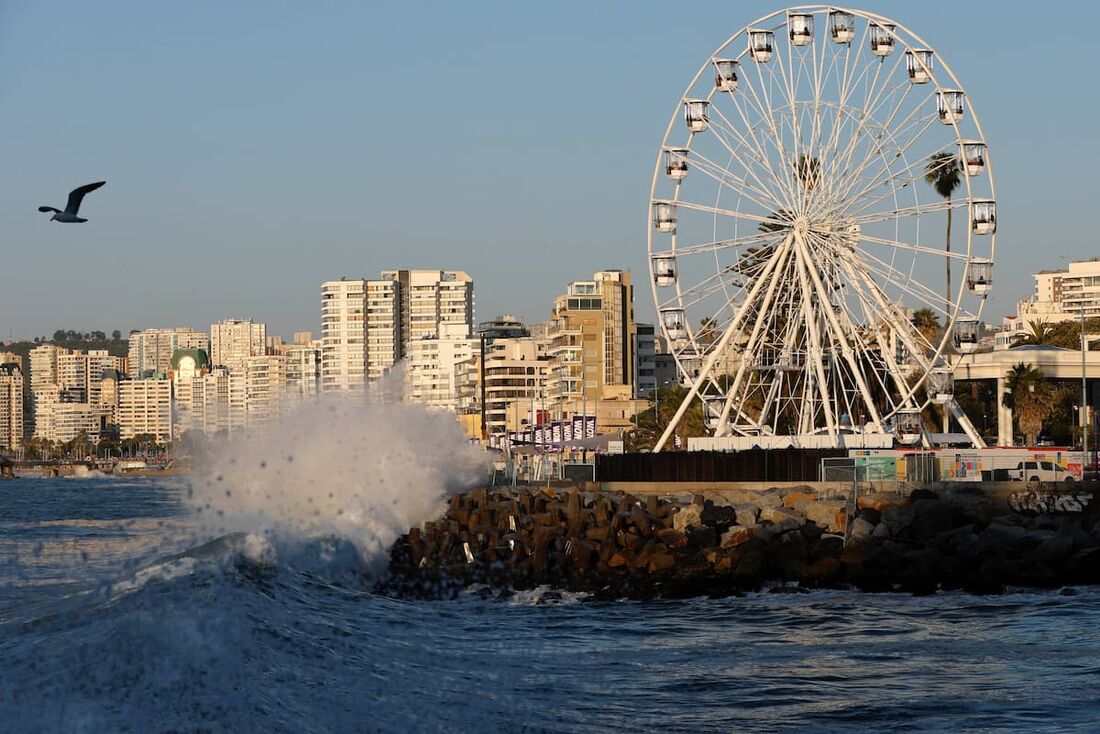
top-left (191, 368), bottom-right (248, 435)
top-left (321, 278), bottom-right (402, 394)
top-left (382, 269), bottom-right (475, 408)
top-left (128, 328), bottom-right (208, 378)
top-left (32, 389), bottom-right (103, 443)
top-left (245, 354), bottom-right (286, 426)
top-left (29, 344), bottom-right (66, 392)
top-left (118, 378), bottom-right (173, 442)
top-left (1014, 258), bottom-right (1100, 327)
top-left (320, 270), bottom-right (475, 407)
top-left (210, 319), bottom-right (266, 372)
top-left (382, 269), bottom-right (474, 346)
top-left (406, 322), bottom-right (479, 410)
top-left (285, 343), bottom-right (321, 403)
top-left (58, 349), bottom-right (123, 405)
top-left (0, 362), bottom-right (23, 451)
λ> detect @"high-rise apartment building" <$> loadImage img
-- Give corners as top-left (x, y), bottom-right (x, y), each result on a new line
top-left (58, 349), bottom-right (123, 405)
top-left (456, 335), bottom-right (551, 438)
top-left (128, 328), bottom-right (208, 378)
top-left (382, 269), bottom-right (474, 345)
top-left (29, 344), bottom-right (67, 392)
top-left (210, 319), bottom-right (266, 372)
top-left (191, 368), bottom-right (248, 435)
top-left (320, 270), bottom-right (475, 405)
top-left (32, 388), bottom-right (103, 443)
top-left (406, 322), bottom-right (478, 410)
top-left (169, 349), bottom-right (210, 433)
top-left (0, 362), bottom-right (24, 451)
top-left (245, 354), bottom-right (286, 426)
top-left (321, 278), bottom-right (402, 394)
top-left (285, 343), bottom-right (321, 402)
top-left (1014, 258), bottom-right (1100, 327)
top-left (117, 378), bottom-right (173, 442)
top-left (550, 270), bottom-right (636, 403)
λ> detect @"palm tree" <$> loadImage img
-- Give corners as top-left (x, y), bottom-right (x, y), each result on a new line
top-left (795, 154), bottom-right (821, 191)
top-left (1002, 362), bottom-right (1051, 446)
top-left (924, 152), bottom-right (961, 316)
top-left (911, 308), bottom-right (940, 349)
top-left (1013, 320), bottom-right (1057, 347)
top-left (625, 385), bottom-right (706, 452)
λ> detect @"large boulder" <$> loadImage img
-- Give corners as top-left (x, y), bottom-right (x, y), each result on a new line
top-left (673, 504), bottom-right (704, 532)
top-left (759, 506), bottom-right (805, 527)
top-left (687, 525), bottom-right (719, 549)
top-left (848, 517), bottom-right (875, 541)
top-left (732, 504), bottom-right (760, 528)
top-left (909, 501), bottom-right (960, 541)
top-left (881, 504), bottom-right (915, 537)
top-left (721, 526), bottom-right (755, 549)
top-left (797, 499), bottom-right (849, 534)
top-left (700, 501), bottom-right (736, 532)
top-left (1034, 535), bottom-right (1074, 564)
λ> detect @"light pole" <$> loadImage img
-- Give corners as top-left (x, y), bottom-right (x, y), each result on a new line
top-left (1062, 255), bottom-right (1088, 461)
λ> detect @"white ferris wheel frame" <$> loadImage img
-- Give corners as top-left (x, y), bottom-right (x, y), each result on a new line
top-left (646, 5), bottom-right (997, 452)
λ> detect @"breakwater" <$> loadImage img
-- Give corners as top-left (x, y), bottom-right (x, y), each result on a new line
top-left (379, 484), bottom-right (1100, 599)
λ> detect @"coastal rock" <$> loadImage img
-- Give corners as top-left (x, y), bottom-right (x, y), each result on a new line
top-left (881, 505), bottom-right (915, 537)
top-left (721, 526), bottom-right (755, 549)
top-left (759, 506), bottom-right (804, 527)
top-left (732, 504), bottom-right (760, 528)
top-left (673, 504), bottom-right (704, 533)
top-left (797, 499), bottom-right (848, 534)
top-left (1035, 536), bottom-right (1074, 563)
top-left (700, 501), bottom-right (736, 532)
top-left (848, 517), bottom-right (875, 541)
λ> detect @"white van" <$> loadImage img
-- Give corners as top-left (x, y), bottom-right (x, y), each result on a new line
top-left (1013, 460), bottom-right (1075, 483)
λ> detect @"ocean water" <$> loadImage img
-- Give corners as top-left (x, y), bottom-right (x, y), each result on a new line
top-left (2, 476), bottom-right (1100, 734)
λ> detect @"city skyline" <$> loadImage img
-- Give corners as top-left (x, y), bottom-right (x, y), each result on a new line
top-left (2, 2), bottom-right (1098, 339)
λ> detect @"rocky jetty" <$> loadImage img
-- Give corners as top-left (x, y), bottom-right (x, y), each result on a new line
top-left (377, 485), bottom-right (1100, 600)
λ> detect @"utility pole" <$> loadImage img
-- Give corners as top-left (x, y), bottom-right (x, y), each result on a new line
top-left (479, 335), bottom-right (487, 442)
top-left (1081, 303), bottom-right (1088, 465)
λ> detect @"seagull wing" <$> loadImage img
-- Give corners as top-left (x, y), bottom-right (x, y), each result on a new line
top-left (38, 206), bottom-right (61, 213)
top-left (64, 181), bottom-right (106, 215)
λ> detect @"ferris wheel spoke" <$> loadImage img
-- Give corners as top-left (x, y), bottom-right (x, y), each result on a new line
top-left (712, 236), bottom-right (798, 435)
top-left (722, 76), bottom-right (800, 206)
top-left (850, 198), bottom-right (967, 226)
top-left (740, 58), bottom-right (800, 207)
top-left (674, 199), bottom-right (789, 228)
top-left (836, 84), bottom-right (936, 199)
top-left (688, 135), bottom-right (789, 211)
top-left (844, 141), bottom-right (958, 214)
top-left (836, 255), bottom-right (927, 409)
top-left (707, 101), bottom-right (795, 207)
top-left (840, 250), bottom-right (940, 370)
top-left (833, 112), bottom-right (939, 209)
top-left (653, 230), bottom-right (780, 261)
top-left (818, 23), bottom-right (873, 170)
top-left (822, 67), bottom-right (911, 209)
top-left (846, 243), bottom-right (962, 323)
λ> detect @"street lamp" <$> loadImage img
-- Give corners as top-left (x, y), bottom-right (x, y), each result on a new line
top-left (1061, 255), bottom-right (1088, 460)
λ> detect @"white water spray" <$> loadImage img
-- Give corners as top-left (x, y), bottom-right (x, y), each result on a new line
top-left (187, 369), bottom-right (489, 574)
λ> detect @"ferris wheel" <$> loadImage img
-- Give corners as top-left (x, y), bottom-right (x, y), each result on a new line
top-left (648, 5), bottom-right (996, 452)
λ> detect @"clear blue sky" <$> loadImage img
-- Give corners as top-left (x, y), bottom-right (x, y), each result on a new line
top-left (1, 1), bottom-right (1094, 340)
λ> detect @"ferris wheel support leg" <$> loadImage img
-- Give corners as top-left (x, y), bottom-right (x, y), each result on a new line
top-left (714, 239), bottom-right (798, 437)
top-left (794, 233), bottom-right (885, 434)
top-left (653, 237), bottom-right (791, 453)
top-left (946, 397), bottom-right (987, 449)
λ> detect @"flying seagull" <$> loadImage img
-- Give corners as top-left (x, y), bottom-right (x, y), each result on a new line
top-left (38, 181), bottom-right (106, 223)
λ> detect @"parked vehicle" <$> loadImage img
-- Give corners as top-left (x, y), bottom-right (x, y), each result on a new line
top-left (1013, 460), bottom-right (1075, 483)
